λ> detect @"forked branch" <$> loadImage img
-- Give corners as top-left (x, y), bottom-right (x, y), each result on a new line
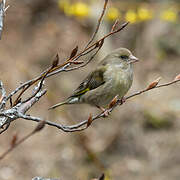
top-left (0, 0), bottom-right (128, 134)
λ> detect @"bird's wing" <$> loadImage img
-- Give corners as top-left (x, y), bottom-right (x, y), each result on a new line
top-left (70, 65), bottom-right (107, 98)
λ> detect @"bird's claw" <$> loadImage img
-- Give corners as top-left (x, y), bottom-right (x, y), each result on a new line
top-left (119, 97), bottom-right (126, 105)
top-left (102, 109), bottom-right (110, 117)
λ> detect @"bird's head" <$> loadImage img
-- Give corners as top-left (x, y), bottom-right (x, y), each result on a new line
top-left (111, 48), bottom-right (139, 65)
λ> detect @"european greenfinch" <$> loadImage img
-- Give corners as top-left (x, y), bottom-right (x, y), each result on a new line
top-left (49, 48), bottom-right (138, 110)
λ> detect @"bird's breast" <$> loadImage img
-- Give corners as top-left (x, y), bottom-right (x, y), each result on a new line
top-left (81, 65), bottom-right (133, 107)
top-left (104, 65), bottom-right (133, 98)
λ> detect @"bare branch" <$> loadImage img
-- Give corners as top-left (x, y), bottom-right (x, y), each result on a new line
top-left (0, 120), bottom-right (45, 161)
top-left (111, 19), bottom-right (119, 32)
top-left (0, 0), bottom-right (9, 39)
top-left (126, 78), bottom-right (180, 100)
top-left (22, 78), bottom-right (180, 132)
top-left (17, 89), bottom-right (47, 114)
top-left (5, 21), bottom-right (128, 106)
top-left (0, 0), bottom-right (121, 135)
top-left (63, 40), bottom-right (104, 72)
top-left (1, 77), bottom-right (179, 136)
top-left (0, 88), bottom-right (46, 133)
top-left (84, 0), bottom-right (108, 49)
top-left (0, 80), bottom-right (6, 109)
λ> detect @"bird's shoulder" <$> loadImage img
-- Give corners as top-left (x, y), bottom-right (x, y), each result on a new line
top-left (70, 63), bottom-right (108, 98)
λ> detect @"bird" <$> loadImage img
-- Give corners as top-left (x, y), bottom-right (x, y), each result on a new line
top-left (49, 48), bottom-right (139, 110)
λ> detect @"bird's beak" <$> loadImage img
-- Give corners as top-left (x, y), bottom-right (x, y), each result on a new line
top-left (128, 55), bottom-right (139, 64)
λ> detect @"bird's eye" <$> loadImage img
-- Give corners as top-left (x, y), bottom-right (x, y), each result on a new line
top-left (120, 55), bottom-right (128, 59)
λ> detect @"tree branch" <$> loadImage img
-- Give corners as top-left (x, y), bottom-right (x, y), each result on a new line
top-left (3, 77), bottom-right (179, 134)
top-left (0, 0), bottom-right (9, 39)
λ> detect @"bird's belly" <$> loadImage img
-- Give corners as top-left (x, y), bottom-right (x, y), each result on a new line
top-left (82, 68), bottom-right (133, 107)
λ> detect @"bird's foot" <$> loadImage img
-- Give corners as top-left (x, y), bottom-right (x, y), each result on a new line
top-left (119, 97), bottom-right (126, 105)
top-left (96, 106), bottom-right (110, 117)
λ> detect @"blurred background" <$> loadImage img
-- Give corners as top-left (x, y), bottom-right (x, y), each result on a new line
top-left (0, 0), bottom-right (180, 179)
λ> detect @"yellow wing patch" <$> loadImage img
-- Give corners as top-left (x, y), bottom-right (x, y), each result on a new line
top-left (75, 87), bottom-right (90, 96)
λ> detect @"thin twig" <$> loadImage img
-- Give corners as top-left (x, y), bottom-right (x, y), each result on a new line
top-left (84, 0), bottom-right (108, 49)
top-left (0, 0), bottom-right (9, 39)
top-left (19, 66), bottom-right (52, 105)
top-left (0, 131), bottom-right (34, 160)
top-left (0, 80), bottom-right (7, 109)
top-left (13, 78), bottom-right (180, 133)
top-left (0, 89), bottom-right (46, 133)
top-left (0, 121), bottom-right (10, 134)
top-left (6, 22), bottom-right (129, 106)
top-left (126, 79), bottom-right (180, 100)
top-left (64, 40), bottom-right (104, 72)
top-left (4, 0), bottom-right (128, 104)
top-left (0, 121), bottom-right (45, 161)
top-left (1, 78), bottom-right (179, 135)
top-left (17, 89), bottom-right (47, 114)
top-left (18, 114), bottom-right (88, 132)
top-left (111, 19), bottom-right (119, 32)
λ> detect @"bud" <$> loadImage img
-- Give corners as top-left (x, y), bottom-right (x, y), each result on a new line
top-left (109, 95), bottom-right (118, 108)
top-left (34, 120), bottom-right (46, 133)
top-left (52, 54), bottom-right (59, 68)
top-left (11, 133), bottom-right (18, 147)
top-left (174, 74), bottom-right (180, 81)
top-left (87, 114), bottom-right (93, 127)
top-left (69, 46), bottom-right (78, 59)
top-left (146, 77), bottom-right (161, 90)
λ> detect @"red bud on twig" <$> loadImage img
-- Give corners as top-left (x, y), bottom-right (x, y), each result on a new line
top-left (146, 77), bottom-right (161, 90)
top-left (87, 114), bottom-right (92, 127)
top-left (11, 133), bottom-right (18, 147)
top-left (69, 46), bottom-right (78, 59)
top-left (109, 95), bottom-right (118, 108)
top-left (52, 54), bottom-right (59, 68)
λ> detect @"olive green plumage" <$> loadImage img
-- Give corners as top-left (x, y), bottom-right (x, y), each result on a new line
top-left (49, 48), bottom-right (138, 109)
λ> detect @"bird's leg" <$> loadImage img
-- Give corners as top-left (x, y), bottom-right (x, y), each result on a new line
top-left (96, 105), bottom-right (110, 117)
top-left (119, 96), bottom-right (126, 105)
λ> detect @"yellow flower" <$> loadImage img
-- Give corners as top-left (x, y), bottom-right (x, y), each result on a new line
top-left (58, 0), bottom-right (70, 11)
top-left (125, 10), bottom-right (137, 23)
top-left (138, 7), bottom-right (153, 21)
top-left (73, 2), bottom-right (89, 18)
top-left (64, 4), bottom-right (75, 16)
top-left (106, 7), bottom-right (120, 21)
top-left (58, 0), bottom-right (74, 16)
top-left (59, 1), bottom-right (89, 18)
top-left (160, 9), bottom-right (177, 22)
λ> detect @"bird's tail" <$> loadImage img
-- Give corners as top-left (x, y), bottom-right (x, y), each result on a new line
top-left (48, 97), bottom-right (79, 110)
top-left (48, 101), bottom-right (68, 110)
